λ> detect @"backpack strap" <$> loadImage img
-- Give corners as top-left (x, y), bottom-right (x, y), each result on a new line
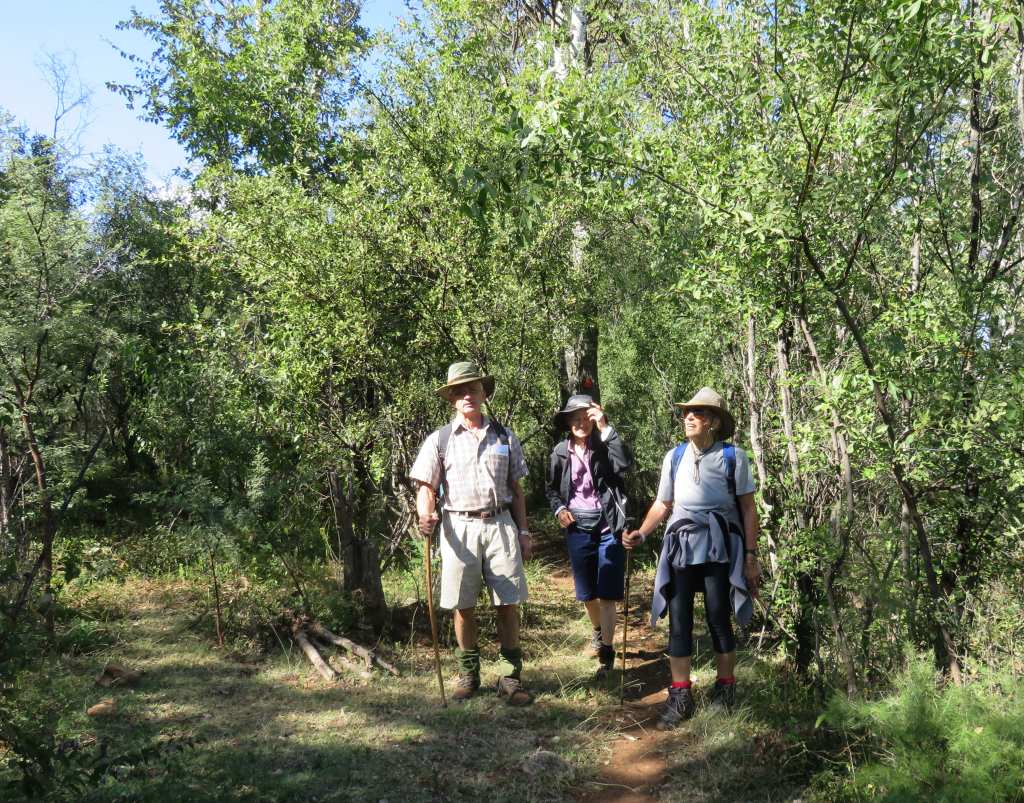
top-left (722, 442), bottom-right (737, 497)
top-left (435, 417), bottom-right (510, 506)
top-left (488, 417), bottom-right (510, 447)
top-left (436, 423), bottom-right (454, 505)
top-left (669, 442), bottom-right (687, 488)
top-left (488, 417), bottom-right (514, 492)
top-left (670, 441), bottom-right (738, 497)
top-left (668, 440), bottom-right (743, 539)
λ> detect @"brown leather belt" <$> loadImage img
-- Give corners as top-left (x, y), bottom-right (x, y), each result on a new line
top-left (448, 507), bottom-right (509, 520)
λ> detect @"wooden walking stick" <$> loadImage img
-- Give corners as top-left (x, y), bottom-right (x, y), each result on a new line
top-left (620, 546), bottom-right (632, 706)
top-left (423, 531), bottom-right (447, 707)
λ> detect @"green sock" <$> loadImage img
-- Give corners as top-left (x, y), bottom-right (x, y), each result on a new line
top-left (454, 647), bottom-right (480, 676)
top-left (498, 646), bottom-right (523, 679)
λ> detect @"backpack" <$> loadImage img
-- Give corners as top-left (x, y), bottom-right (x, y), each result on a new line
top-left (435, 417), bottom-right (510, 507)
top-left (669, 441), bottom-right (738, 499)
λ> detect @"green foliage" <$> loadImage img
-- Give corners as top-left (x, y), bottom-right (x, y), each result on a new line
top-left (821, 653), bottom-right (1024, 802)
top-left (5, 0), bottom-right (1024, 751)
top-left (112, 0), bottom-right (369, 174)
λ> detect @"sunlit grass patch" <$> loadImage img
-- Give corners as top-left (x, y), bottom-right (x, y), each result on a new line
top-left (4, 547), bottom-right (836, 802)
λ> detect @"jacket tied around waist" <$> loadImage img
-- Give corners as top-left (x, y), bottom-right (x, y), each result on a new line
top-left (649, 507), bottom-right (753, 629)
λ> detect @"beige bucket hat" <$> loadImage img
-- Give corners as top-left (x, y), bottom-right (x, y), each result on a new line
top-left (674, 387), bottom-right (735, 440)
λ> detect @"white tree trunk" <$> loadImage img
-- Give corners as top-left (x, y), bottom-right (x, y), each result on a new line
top-left (553, 5), bottom-right (597, 400)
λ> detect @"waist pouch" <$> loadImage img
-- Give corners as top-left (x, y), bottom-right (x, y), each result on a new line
top-left (569, 507), bottom-right (605, 534)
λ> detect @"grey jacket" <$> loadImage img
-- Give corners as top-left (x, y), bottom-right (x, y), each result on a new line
top-left (650, 508), bottom-right (753, 628)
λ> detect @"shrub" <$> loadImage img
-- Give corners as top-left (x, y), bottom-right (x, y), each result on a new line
top-left (821, 653), bottom-right (1024, 802)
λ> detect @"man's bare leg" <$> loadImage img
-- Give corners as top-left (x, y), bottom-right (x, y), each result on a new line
top-left (451, 606), bottom-right (481, 700)
top-left (494, 604), bottom-right (519, 649)
top-left (453, 606), bottom-right (478, 649)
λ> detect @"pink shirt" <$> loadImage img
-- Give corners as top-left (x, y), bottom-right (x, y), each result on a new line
top-left (568, 444), bottom-right (602, 511)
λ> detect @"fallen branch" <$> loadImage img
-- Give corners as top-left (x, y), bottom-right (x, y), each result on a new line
top-left (308, 621), bottom-right (401, 677)
top-left (325, 651), bottom-right (372, 679)
top-left (291, 622), bottom-right (337, 682)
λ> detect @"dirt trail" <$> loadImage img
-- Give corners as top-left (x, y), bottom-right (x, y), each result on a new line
top-left (543, 565), bottom-right (671, 803)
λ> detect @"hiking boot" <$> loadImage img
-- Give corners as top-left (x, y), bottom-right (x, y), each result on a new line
top-left (708, 679), bottom-right (736, 712)
top-left (585, 628), bottom-right (603, 658)
top-left (656, 686), bottom-right (695, 730)
top-left (451, 673), bottom-right (480, 702)
top-left (496, 675), bottom-right (533, 707)
top-left (595, 644), bottom-right (615, 678)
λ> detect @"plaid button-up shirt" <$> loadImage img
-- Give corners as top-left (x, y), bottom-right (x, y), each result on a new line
top-left (409, 416), bottom-right (528, 511)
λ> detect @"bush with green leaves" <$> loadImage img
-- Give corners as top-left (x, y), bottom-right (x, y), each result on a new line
top-left (819, 653), bottom-right (1024, 802)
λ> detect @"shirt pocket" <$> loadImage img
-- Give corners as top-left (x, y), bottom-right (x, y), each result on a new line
top-left (485, 445), bottom-right (509, 478)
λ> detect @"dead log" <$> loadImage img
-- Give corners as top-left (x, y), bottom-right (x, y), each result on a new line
top-left (95, 663), bottom-right (143, 688)
top-left (292, 624), bottom-right (337, 682)
top-left (325, 651), bottom-right (372, 679)
top-left (308, 622), bottom-right (400, 677)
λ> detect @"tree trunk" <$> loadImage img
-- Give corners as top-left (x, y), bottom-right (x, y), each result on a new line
top-left (796, 313), bottom-right (854, 511)
top-left (554, 9), bottom-right (598, 405)
top-left (20, 410), bottom-right (57, 635)
top-left (742, 314), bottom-right (778, 574)
top-left (0, 426), bottom-right (12, 545)
top-left (775, 322), bottom-right (817, 675)
top-left (775, 327), bottom-right (805, 510)
top-left (327, 466), bottom-right (386, 628)
top-left (560, 322), bottom-right (599, 403)
top-left (824, 509), bottom-right (858, 696)
top-left (800, 235), bottom-right (963, 684)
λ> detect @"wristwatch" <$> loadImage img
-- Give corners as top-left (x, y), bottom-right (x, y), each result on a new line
top-left (518, 529), bottom-right (532, 538)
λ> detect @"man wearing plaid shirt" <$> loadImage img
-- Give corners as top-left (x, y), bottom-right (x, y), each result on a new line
top-left (410, 361), bottom-right (534, 705)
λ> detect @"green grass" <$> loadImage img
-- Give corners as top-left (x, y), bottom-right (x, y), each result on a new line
top-left (817, 654), bottom-right (1024, 803)
top-left (1, 562), bottom-right (628, 802)
top-left (0, 534), bottom-right (876, 803)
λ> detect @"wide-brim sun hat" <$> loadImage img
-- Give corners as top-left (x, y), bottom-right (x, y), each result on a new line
top-left (674, 387), bottom-right (735, 440)
top-left (553, 394), bottom-right (595, 429)
top-left (436, 361), bottom-right (495, 399)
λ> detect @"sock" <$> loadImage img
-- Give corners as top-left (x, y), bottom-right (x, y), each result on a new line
top-left (716, 676), bottom-right (736, 685)
top-left (454, 647), bottom-right (480, 676)
top-left (670, 680), bottom-right (692, 689)
top-left (498, 646), bottom-right (523, 679)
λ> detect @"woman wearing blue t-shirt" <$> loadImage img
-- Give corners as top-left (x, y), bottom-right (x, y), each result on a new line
top-left (623, 387), bottom-right (762, 729)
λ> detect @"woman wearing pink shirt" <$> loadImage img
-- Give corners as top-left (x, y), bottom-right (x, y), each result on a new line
top-left (547, 394), bottom-right (633, 675)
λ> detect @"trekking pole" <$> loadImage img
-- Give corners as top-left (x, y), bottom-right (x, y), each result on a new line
top-left (622, 528), bottom-right (630, 704)
top-left (423, 531), bottom-right (447, 707)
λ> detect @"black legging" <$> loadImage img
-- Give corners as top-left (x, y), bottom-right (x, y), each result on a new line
top-left (667, 562), bottom-right (735, 657)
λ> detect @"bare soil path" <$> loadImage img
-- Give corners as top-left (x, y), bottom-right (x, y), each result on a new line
top-left (541, 564), bottom-right (669, 803)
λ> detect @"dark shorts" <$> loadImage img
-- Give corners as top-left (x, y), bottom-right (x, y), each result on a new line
top-left (565, 525), bottom-right (625, 601)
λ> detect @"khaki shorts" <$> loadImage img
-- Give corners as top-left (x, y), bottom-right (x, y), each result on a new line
top-left (439, 510), bottom-right (529, 610)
